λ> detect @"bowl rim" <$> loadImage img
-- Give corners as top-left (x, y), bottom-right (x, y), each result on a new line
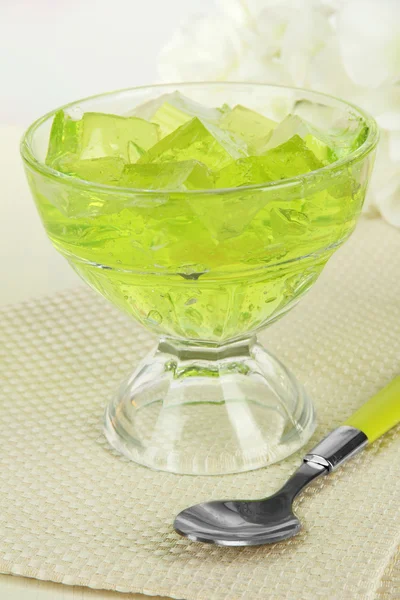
top-left (20, 81), bottom-right (380, 196)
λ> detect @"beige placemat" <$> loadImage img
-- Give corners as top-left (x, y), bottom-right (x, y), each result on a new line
top-left (377, 547), bottom-right (400, 600)
top-left (0, 217), bottom-right (399, 600)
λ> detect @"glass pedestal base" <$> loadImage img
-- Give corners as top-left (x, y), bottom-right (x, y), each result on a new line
top-left (104, 337), bottom-right (315, 475)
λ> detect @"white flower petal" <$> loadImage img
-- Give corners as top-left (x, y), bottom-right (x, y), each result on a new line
top-left (388, 131), bottom-right (400, 162)
top-left (218, 0), bottom-right (292, 27)
top-left (370, 132), bottom-right (400, 187)
top-left (361, 86), bottom-right (400, 121)
top-left (243, 0), bottom-right (291, 16)
top-left (254, 6), bottom-right (294, 58)
top-left (365, 129), bottom-right (400, 220)
top-left (158, 14), bottom-right (243, 82)
top-left (376, 112), bottom-right (400, 132)
top-left (308, 38), bottom-right (362, 98)
top-left (337, 0), bottom-right (400, 87)
top-left (374, 173), bottom-right (400, 227)
top-left (216, 0), bottom-right (249, 26)
top-left (232, 53), bottom-right (289, 85)
top-left (320, 0), bottom-right (347, 12)
top-left (281, 6), bottom-right (333, 87)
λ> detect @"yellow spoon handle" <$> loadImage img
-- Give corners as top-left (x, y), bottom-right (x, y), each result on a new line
top-left (344, 376), bottom-right (400, 442)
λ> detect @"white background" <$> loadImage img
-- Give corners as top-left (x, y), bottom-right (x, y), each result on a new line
top-left (0, 0), bottom-right (214, 126)
top-left (0, 1), bottom-right (211, 598)
top-left (0, 0), bottom-right (213, 307)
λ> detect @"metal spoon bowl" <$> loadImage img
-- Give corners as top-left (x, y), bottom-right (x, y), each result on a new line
top-left (174, 462), bottom-right (325, 546)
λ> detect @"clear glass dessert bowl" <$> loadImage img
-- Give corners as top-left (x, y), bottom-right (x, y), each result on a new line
top-left (21, 83), bottom-right (378, 475)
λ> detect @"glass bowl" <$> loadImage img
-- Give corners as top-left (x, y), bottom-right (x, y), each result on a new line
top-left (21, 83), bottom-right (378, 475)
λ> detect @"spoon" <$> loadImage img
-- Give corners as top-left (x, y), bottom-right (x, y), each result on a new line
top-left (174, 376), bottom-right (400, 546)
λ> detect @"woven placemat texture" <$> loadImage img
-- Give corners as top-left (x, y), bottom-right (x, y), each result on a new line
top-left (0, 218), bottom-right (399, 600)
top-left (376, 547), bottom-right (400, 600)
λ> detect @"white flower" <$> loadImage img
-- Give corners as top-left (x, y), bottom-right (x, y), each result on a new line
top-left (158, 0), bottom-right (400, 227)
top-left (319, 0), bottom-right (347, 11)
top-left (376, 113), bottom-right (400, 163)
top-left (281, 4), bottom-right (334, 87)
top-left (217, 0), bottom-right (291, 26)
top-left (307, 39), bottom-right (362, 98)
top-left (377, 181), bottom-right (400, 226)
top-left (337, 0), bottom-right (400, 88)
top-left (158, 14), bottom-right (243, 82)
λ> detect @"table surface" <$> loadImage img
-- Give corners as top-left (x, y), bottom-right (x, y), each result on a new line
top-left (0, 0), bottom-right (213, 596)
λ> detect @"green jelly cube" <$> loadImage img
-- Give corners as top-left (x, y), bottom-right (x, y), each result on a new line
top-left (133, 91), bottom-right (217, 119)
top-left (262, 115), bottom-right (332, 164)
top-left (263, 115), bottom-right (310, 149)
top-left (133, 91), bottom-right (226, 138)
top-left (80, 113), bottom-right (160, 161)
top-left (186, 188), bottom-right (269, 241)
top-left (131, 92), bottom-right (182, 120)
top-left (214, 157), bottom-right (276, 188)
top-left (220, 104), bottom-right (277, 154)
top-left (46, 110), bottom-right (82, 166)
top-left (46, 110), bottom-right (160, 166)
top-left (119, 160), bottom-right (203, 190)
top-left (138, 117), bottom-right (246, 170)
top-left (214, 135), bottom-right (323, 188)
top-left (264, 113), bottom-right (367, 164)
top-left (184, 161), bottom-right (215, 190)
top-left (157, 92), bottom-right (227, 122)
top-left (128, 141), bottom-right (146, 163)
top-left (328, 119), bottom-right (369, 160)
top-left (56, 156), bottom-right (125, 184)
top-left (271, 208), bottom-right (310, 238)
top-left (151, 102), bottom-right (193, 138)
top-left (304, 133), bottom-right (331, 164)
top-left (262, 135), bottom-right (323, 178)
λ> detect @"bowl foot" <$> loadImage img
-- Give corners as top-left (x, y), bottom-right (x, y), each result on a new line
top-left (104, 336), bottom-right (315, 475)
